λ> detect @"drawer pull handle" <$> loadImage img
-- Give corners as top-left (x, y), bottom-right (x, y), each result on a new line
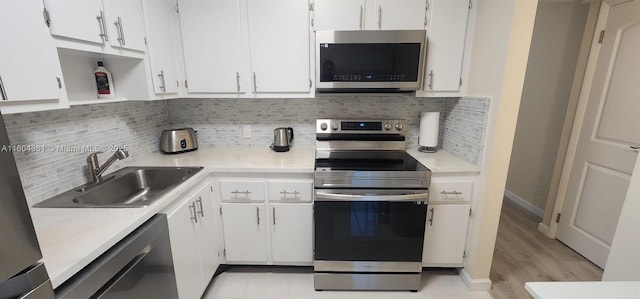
top-left (189, 203), bottom-right (198, 223)
top-left (280, 190), bottom-right (300, 198)
top-left (256, 206), bottom-right (260, 225)
top-left (231, 190), bottom-right (251, 195)
top-left (441, 191), bottom-right (463, 195)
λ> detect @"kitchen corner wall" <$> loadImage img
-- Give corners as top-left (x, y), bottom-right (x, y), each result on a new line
top-left (2, 101), bottom-right (169, 205)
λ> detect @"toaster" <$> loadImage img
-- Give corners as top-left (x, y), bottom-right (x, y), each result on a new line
top-left (160, 128), bottom-right (198, 154)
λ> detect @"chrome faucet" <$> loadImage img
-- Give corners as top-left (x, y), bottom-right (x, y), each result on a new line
top-left (87, 149), bottom-right (129, 183)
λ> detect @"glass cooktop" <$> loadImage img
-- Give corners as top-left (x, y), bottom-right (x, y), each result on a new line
top-left (315, 151), bottom-right (428, 172)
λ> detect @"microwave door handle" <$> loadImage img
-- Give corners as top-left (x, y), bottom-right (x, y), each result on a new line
top-left (315, 191), bottom-right (428, 202)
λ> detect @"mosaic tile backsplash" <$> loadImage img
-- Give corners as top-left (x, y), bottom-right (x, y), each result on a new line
top-left (2, 96), bottom-right (488, 205)
top-left (3, 101), bottom-right (169, 205)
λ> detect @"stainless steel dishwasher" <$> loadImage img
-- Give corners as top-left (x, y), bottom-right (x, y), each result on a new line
top-left (55, 215), bottom-right (179, 299)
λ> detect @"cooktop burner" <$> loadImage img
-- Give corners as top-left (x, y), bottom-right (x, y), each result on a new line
top-left (315, 151), bottom-right (428, 172)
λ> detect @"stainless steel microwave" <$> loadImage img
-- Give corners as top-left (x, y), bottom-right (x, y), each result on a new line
top-left (315, 30), bottom-right (427, 93)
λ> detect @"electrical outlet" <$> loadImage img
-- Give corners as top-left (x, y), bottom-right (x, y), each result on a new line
top-left (242, 125), bottom-right (252, 138)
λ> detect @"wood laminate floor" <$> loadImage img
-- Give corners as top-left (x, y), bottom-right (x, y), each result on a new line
top-left (489, 198), bottom-right (603, 299)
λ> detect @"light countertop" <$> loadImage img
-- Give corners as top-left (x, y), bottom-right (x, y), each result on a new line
top-left (31, 146), bottom-right (478, 288)
top-left (525, 281), bottom-right (640, 299)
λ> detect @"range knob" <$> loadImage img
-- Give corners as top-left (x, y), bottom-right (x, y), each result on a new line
top-left (384, 123), bottom-right (391, 130)
top-left (331, 122), bottom-right (339, 130)
top-left (320, 123), bottom-right (328, 131)
top-left (395, 123), bottom-right (403, 130)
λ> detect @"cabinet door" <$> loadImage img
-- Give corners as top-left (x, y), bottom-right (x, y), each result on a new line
top-left (0, 0), bottom-right (61, 102)
top-left (373, 0), bottom-right (427, 30)
top-left (194, 185), bottom-right (219, 286)
top-left (142, 0), bottom-right (179, 94)
top-left (314, 0), bottom-right (365, 31)
top-left (221, 203), bottom-right (268, 262)
top-left (424, 0), bottom-right (470, 92)
top-left (178, 0), bottom-right (245, 94)
top-left (43, 0), bottom-right (105, 44)
top-left (103, 0), bottom-right (147, 51)
top-left (247, 0), bottom-right (310, 93)
top-left (422, 204), bottom-right (470, 265)
top-left (167, 199), bottom-right (202, 299)
top-left (270, 203), bottom-right (313, 264)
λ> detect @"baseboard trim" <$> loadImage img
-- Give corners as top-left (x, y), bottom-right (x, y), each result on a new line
top-left (504, 190), bottom-right (544, 218)
top-left (537, 222), bottom-right (550, 236)
top-left (459, 269), bottom-right (492, 291)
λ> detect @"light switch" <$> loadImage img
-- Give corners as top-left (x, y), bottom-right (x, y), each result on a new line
top-left (243, 125), bottom-right (252, 138)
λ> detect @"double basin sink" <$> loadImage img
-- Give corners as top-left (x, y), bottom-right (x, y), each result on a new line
top-left (35, 166), bottom-right (203, 208)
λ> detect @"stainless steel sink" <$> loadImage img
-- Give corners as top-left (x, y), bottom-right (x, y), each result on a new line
top-left (34, 167), bottom-right (203, 208)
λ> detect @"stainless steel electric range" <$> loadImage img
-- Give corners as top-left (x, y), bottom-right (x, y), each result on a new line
top-left (313, 119), bottom-right (431, 292)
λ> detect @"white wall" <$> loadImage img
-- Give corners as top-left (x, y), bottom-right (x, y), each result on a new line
top-left (461, 0), bottom-right (539, 289)
top-left (506, 3), bottom-right (589, 213)
top-left (602, 156), bottom-right (640, 281)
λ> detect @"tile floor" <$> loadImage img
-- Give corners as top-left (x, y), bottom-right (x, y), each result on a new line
top-left (202, 267), bottom-right (493, 299)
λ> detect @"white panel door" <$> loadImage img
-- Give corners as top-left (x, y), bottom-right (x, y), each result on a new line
top-left (0, 0), bottom-right (61, 102)
top-left (194, 185), bottom-right (219, 286)
top-left (270, 203), bottom-right (313, 264)
top-left (422, 204), bottom-right (470, 265)
top-left (142, 0), bottom-right (179, 94)
top-left (44, 0), bottom-right (105, 44)
top-left (313, 0), bottom-right (365, 31)
top-left (247, 0), bottom-right (310, 93)
top-left (221, 203), bottom-right (268, 262)
top-left (167, 199), bottom-right (202, 299)
top-left (103, 0), bottom-right (147, 51)
top-left (557, 0), bottom-right (640, 268)
top-left (424, 0), bottom-right (470, 92)
top-left (178, 0), bottom-right (245, 94)
top-left (373, 0), bottom-right (427, 30)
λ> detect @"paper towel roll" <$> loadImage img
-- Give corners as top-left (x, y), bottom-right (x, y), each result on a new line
top-left (419, 111), bottom-right (439, 152)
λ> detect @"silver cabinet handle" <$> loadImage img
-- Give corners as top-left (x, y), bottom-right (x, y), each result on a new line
top-left (427, 70), bottom-right (434, 90)
top-left (157, 70), bottom-right (166, 92)
top-left (256, 206), bottom-right (260, 225)
top-left (428, 207), bottom-right (434, 226)
top-left (377, 5), bottom-right (382, 29)
top-left (441, 190), bottom-right (463, 195)
top-left (231, 190), bottom-right (251, 195)
top-left (280, 190), bottom-right (300, 198)
top-left (0, 75), bottom-right (7, 101)
top-left (114, 17), bottom-right (125, 46)
top-left (96, 11), bottom-right (108, 42)
top-left (359, 5), bottom-right (364, 30)
top-left (236, 72), bottom-right (241, 93)
top-left (196, 196), bottom-right (204, 217)
top-left (630, 145), bottom-right (640, 151)
top-left (272, 207), bottom-right (276, 225)
top-left (189, 202), bottom-right (198, 223)
top-left (252, 72), bottom-right (257, 93)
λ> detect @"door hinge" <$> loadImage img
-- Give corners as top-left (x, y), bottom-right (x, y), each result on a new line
top-left (460, 78), bottom-right (463, 87)
top-left (56, 77), bottom-right (62, 89)
top-left (175, 2), bottom-right (179, 13)
top-left (598, 30), bottom-right (605, 44)
top-left (469, 208), bottom-right (472, 217)
top-left (176, 81), bottom-right (179, 87)
top-left (223, 249), bottom-right (226, 257)
top-left (144, 37), bottom-right (147, 45)
top-left (184, 80), bottom-right (188, 88)
top-left (309, 78), bottom-right (312, 88)
top-left (309, 3), bottom-right (314, 11)
top-left (43, 8), bottom-right (51, 27)
top-left (211, 186), bottom-right (214, 192)
top-left (555, 213), bottom-right (562, 223)
top-left (463, 250), bottom-right (466, 258)
top-left (219, 206), bottom-right (222, 215)
top-left (469, 0), bottom-right (472, 9)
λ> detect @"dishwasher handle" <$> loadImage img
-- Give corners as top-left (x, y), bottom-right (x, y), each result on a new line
top-left (92, 247), bottom-right (151, 298)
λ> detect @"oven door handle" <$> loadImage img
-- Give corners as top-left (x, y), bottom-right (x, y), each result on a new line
top-left (315, 191), bottom-right (429, 202)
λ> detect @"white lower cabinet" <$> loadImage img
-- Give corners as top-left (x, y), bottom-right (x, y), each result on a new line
top-left (166, 182), bottom-right (219, 299)
top-left (221, 203), bottom-right (268, 263)
top-left (422, 203), bottom-right (471, 266)
top-left (270, 203), bottom-right (313, 263)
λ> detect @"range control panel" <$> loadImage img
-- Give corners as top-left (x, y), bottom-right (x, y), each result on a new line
top-left (316, 119), bottom-right (405, 134)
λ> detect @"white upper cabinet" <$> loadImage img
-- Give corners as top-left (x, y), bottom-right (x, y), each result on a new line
top-left (43, 0), bottom-right (106, 44)
top-left (315, 0), bottom-right (426, 31)
top-left (313, 0), bottom-right (365, 31)
top-left (247, 0), bottom-right (311, 93)
top-left (371, 0), bottom-right (427, 30)
top-left (142, 0), bottom-right (179, 94)
top-left (103, 0), bottom-right (147, 52)
top-left (0, 0), bottom-right (62, 104)
top-left (178, 0), bottom-right (246, 94)
top-left (422, 0), bottom-right (471, 93)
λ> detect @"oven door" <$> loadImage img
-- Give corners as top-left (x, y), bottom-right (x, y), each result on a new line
top-left (314, 189), bottom-right (428, 271)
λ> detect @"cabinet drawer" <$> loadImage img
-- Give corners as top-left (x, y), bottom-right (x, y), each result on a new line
top-left (429, 181), bottom-right (473, 203)
top-left (268, 180), bottom-right (313, 202)
top-left (219, 180), bottom-right (265, 202)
